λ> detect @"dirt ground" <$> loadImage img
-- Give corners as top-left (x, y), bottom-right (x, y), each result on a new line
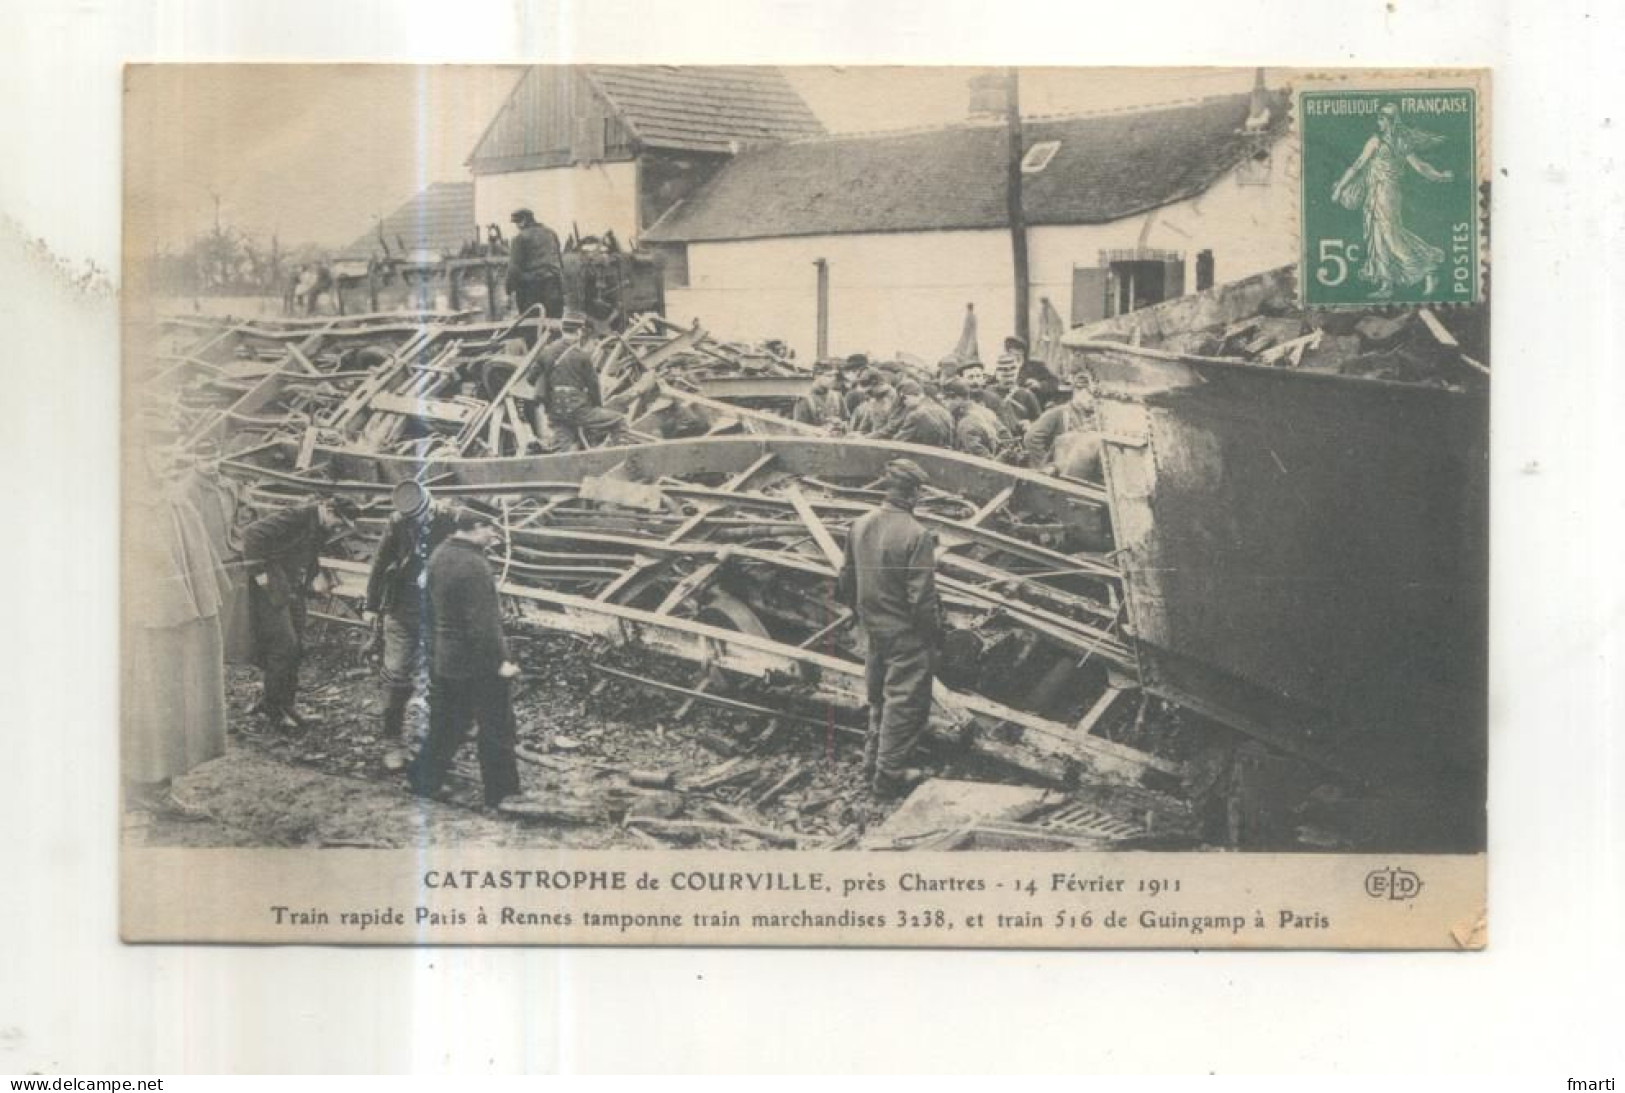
top-left (128, 622), bottom-right (982, 850)
top-left (125, 618), bottom-right (1220, 852)
top-left (127, 618), bottom-right (1464, 854)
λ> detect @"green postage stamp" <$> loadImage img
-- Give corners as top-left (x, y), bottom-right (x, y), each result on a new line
top-left (1299, 84), bottom-right (1482, 307)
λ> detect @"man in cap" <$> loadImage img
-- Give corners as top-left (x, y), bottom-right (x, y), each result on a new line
top-left (878, 380), bottom-right (954, 448)
top-left (942, 380), bottom-right (1012, 460)
top-left (843, 365), bottom-right (879, 417)
top-left (791, 362), bottom-right (847, 430)
top-left (242, 494), bottom-right (361, 730)
top-left (1025, 378), bottom-right (1102, 476)
top-left (836, 458), bottom-right (941, 797)
top-left (505, 208), bottom-right (564, 341)
top-left (363, 480), bottom-right (457, 758)
top-left (537, 312), bottom-right (633, 452)
top-left (997, 335), bottom-right (1063, 407)
top-left (850, 380), bottom-right (897, 437)
top-left (956, 361), bottom-right (1026, 436)
top-left (408, 505), bottom-right (523, 811)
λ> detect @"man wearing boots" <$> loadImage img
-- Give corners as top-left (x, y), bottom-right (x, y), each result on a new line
top-left (836, 458), bottom-right (941, 797)
top-left (242, 494), bottom-right (360, 731)
top-left (407, 505), bottom-right (522, 811)
top-left (362, 480), bottom-right (456, 765)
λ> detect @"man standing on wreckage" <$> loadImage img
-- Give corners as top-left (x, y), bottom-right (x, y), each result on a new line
top-left (362, 480), bottom-right (456, 768)
top-left (836, 458), bottom-right (942, 798)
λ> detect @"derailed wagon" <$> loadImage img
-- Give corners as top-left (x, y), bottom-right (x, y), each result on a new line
top-left (1064, 266), bottom-right (1489, 848)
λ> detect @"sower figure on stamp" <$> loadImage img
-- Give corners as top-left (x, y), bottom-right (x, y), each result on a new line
top-left (505, 207), bottom-right (564, 343)
top-left (407, 505), bottom-right (522, 811)
top-left (1331, 103), bottom-right (1454, 299)
top-left (242, 494), bottom-right (360, 731)
top-left (836, 458), bottom-right (942, 798)
top-left (362, 480), bottom-right (456, 766)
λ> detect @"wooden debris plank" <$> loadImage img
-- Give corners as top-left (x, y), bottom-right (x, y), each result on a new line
top-left (965, 484), bottom-right (1015, 528)
top-left (797, 611), bottom-right (854, 649)
top-left (506, 398), bottom-right (537, 451)
top-left (654, 561), bottom-right (724, 615)
top-left (294, 423), bottom-right (320, 471)
top-left (722, 452), bottom-right (778, 492)
top-left (368, 392), bottom-right (476, 424)
top-left (590, 663), bottom-right (861, 738)
top-left (286, 345), bottom-right (322, 376)
top-left (486, 400), bottom-right (506, 454)
top-left (751, 762), bottom-right (810, 810)
top-left (593, 555), bottom-right (664, 603)
top-left (1075, 684), bottom-right (1131, 737)
top-left (1258, 330), bottom-right (1322, 367)
top-left (662, 509), bottom-right (713, 545)
top-left (784, 484), bottom-right (845, 571)
top-left (1417, 308), bottom-right (1459, 347)
top-left (623, 817), bottom-right (798, 848)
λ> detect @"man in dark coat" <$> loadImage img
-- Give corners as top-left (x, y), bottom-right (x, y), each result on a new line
top-left (1025, 383), bottom-right (1102, 476)
top-left (363, 480), bottom-right (457, 750)
top-left (242, 494), bottom-right (360, 730)
top-left (943, 380), bottom-right (1012, 460)
top-left (879, 380), bottom-right (954, 448)
top-left (538, 313), bottom-right (633, 452)
top-left (836, 458), bottom-right (941, 797)
top-left (791, 363), bottom-right (846, 430)
top-left (956, 361), bottom-right (1025, 436)
top-left (505, 208), bottom-right (564, 340)
top-left (407, 506), bottom-right (522, 810)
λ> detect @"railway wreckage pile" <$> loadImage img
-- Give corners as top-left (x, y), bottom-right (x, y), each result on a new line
top-left (139, 265), bottom-right (1488, 852)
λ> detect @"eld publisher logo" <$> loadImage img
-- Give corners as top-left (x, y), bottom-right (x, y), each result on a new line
top-left (1365, 867), bottom-right (1424, 901)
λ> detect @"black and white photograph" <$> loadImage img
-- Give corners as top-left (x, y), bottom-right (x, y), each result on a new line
top-left (119, 63), bottom-right (1490, 947)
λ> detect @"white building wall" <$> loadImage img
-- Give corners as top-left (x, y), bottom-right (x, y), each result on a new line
top-left (474, 162), bottom-right (640, 243)
top-left (1026, 164), bottom-right (1297, 320)
top-left (665, 163), bottom-right (1297, 361)
top-left (668, 230), bottom-right (1016, 364)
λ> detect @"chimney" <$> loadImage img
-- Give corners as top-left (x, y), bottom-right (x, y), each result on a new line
top-left (1245, 68), bottom-right (1271, 130)
top-left (968, 72), bottom-right (1008, 120)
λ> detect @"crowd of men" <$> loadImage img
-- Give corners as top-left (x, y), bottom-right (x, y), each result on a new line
top-left (504, 204), bottom-right (1102, 474)
top-left (128, 208), bottom-right (1104, 815)
top-left (791, 337), bottom-right (1100, 475)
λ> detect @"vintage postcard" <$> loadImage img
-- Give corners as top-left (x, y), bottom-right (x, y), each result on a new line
top-left (121, 65), bottom-right (1490, 948)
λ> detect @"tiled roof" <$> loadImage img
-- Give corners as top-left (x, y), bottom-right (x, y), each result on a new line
top-left (344, 181), bottom-right (475, 258)
top-left (585, 66), bottom-right (824, 152)
top-left (643, 92), bottom-right (1287, 243)
top-left (468, 66), bottom-right (823, 168)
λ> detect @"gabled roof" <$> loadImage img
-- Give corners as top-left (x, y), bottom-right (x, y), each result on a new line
top-left (344, 181), bottom-right (474, 258)
top-left (643, 92), bottom-right (1287, 243)
top-left (467, 66), bottom-right (823, 168)
top-left (585, 66), bottom-right (824, 152)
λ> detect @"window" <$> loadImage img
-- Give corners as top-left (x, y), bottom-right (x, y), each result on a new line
top-left (1021, 140), bottom-right (1061, 174)
top-left (1234, 135), bottom-right (1274, 185)
top-left (1099, 248), bottom-right (1185, 316)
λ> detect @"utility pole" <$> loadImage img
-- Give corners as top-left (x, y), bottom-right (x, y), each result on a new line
top-left (1004, 67), bottom-right (1030, 345)
top-left (813, 258), bottom-right (830, 358)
